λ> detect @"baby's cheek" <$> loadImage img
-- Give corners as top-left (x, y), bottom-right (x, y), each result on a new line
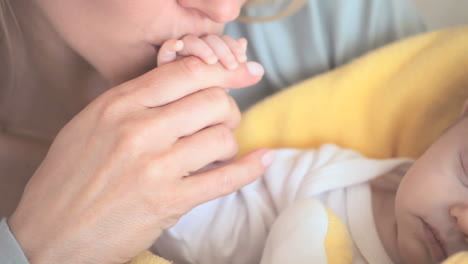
top-left (395, 173), bottom-right (426, 212)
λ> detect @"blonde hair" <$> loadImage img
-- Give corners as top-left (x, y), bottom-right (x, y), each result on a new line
top-left (240, 0), bottom-right (307, 23)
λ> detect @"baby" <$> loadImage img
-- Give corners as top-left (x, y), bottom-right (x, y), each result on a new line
top-left (153, 36), bottom-right (468, 264)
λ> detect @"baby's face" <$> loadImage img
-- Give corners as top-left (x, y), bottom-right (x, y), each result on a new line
top-left (395, 116), bottom-right (468, 263)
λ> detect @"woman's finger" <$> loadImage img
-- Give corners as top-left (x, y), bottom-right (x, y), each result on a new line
top-left (114, 86), bottom-right (240, 148)
top-left (118, 56), bottom-right (264, 108)
top-left (180, 148), bottom-right (275, 209)
top-left (161, 124), bottom-right (239, 177)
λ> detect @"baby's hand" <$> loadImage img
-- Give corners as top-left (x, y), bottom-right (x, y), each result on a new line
top-left (157, 35), bottom-right (248, 70)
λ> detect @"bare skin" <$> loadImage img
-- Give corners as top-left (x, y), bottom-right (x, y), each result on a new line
top-left (0, 0), bottom-right (275, 263)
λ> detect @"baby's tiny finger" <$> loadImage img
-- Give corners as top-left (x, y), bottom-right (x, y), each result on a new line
top-left (179, 35), bottom-right (218, 64)
top-left (157, 39), bottom-right (184, 66)
top-left (237, 38), bottom-right (248, 55)
top-left (203, 35), bottom-right (239, 70)
top-left (222, 36), bottom-right (247, 63)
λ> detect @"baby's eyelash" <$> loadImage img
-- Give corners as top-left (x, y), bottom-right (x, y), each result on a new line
top-left (456, 152), bottom-right (468, 188)
top-left (461, 150), bottom-right (468, 176)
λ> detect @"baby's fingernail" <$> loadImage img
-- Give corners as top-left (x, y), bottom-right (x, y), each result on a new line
top-left (261, 150), bottom-right (275, 167)
top-left (207, 56), bottom-right (218, 64)
top-left (239, 54), bottom-right (247, 63)
top-left (228, 61), bottom-right (239, 70)
top-left (238, 38), bottom-right (248, 51)
top-left (174, 40), bottom-right (184, 50)
top-left (246, 61), bottom-right (264, 76)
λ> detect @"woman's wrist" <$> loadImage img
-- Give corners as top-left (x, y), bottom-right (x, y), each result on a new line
top-left (7, 213), bottom-right (50, 264)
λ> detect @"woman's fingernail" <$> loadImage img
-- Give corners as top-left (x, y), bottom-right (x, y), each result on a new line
top-left (261, 150), bottom-right (275, 167)
top-left (246, 61), bottom-right (264, 76)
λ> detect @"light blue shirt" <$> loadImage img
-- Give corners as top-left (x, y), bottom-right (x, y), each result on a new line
top-left (225, 0), bottom-right (426, 110)
top-left (0, 218), bottom-right (29, 263)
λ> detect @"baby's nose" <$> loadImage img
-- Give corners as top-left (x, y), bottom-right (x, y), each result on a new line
top-left (450, 204), bottom-right (468, 238)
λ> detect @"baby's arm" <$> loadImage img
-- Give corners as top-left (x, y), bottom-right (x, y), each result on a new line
top-left (157, 34), bottom-right (247, 70)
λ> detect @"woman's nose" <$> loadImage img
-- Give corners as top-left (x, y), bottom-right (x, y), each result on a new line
top-left (178, 0), bottom-right (243, 23)
top-left (450, 204), bottom-right (468, 237)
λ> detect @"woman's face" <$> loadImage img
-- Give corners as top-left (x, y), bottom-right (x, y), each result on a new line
top-left (33, 0), bottom-right (247, 84)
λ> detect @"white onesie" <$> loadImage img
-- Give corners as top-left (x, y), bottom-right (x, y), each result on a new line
top-left (152, 144), bottom-right (411, 264)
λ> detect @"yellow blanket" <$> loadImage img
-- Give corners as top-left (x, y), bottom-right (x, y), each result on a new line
top-left (236, 27), bottom-right (468, 160)
top-left (129, 26), bottom-right (468, 264)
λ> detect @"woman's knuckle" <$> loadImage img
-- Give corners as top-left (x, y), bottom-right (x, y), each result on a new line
top-left (117, 121), bottom-right (145, 150)
top-left (204, 87), bottom-right (229, 106)
top-left (143, 155), bottom-right (170, 179)
top-left (228, 96), bottom-right (241, 126)
top-left (228, 139), bottom-right (239, 157)
top-left (213, 125), bottom-right (235, 149)
top-left (98, 99), bottom-right (117, 123)
top-left (218, 170), bottom-right (235, 196)
top-left (211, 92), bottom-right (240, 129)
top-left (96, 92), bottom-right (127, 124)
top-left (149, 113), bottom-right (169, 133)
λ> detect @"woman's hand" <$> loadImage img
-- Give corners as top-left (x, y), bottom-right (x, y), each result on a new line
top-left (8, 56), bottom-right (271, 264)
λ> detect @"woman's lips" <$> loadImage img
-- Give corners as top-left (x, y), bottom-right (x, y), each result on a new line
top-left (421, 218), bottom-right (448, 262)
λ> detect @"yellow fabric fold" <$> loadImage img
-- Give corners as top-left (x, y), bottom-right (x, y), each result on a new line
top-left (236, 26), bottom-right (468, 160)
top-left (125, 251), bottom-right (171, 264)
top-left (324, 208), bottom-right (353, 264)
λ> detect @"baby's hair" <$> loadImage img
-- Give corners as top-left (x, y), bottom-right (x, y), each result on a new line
top-left (240, 0), bottom-right (307, 23)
